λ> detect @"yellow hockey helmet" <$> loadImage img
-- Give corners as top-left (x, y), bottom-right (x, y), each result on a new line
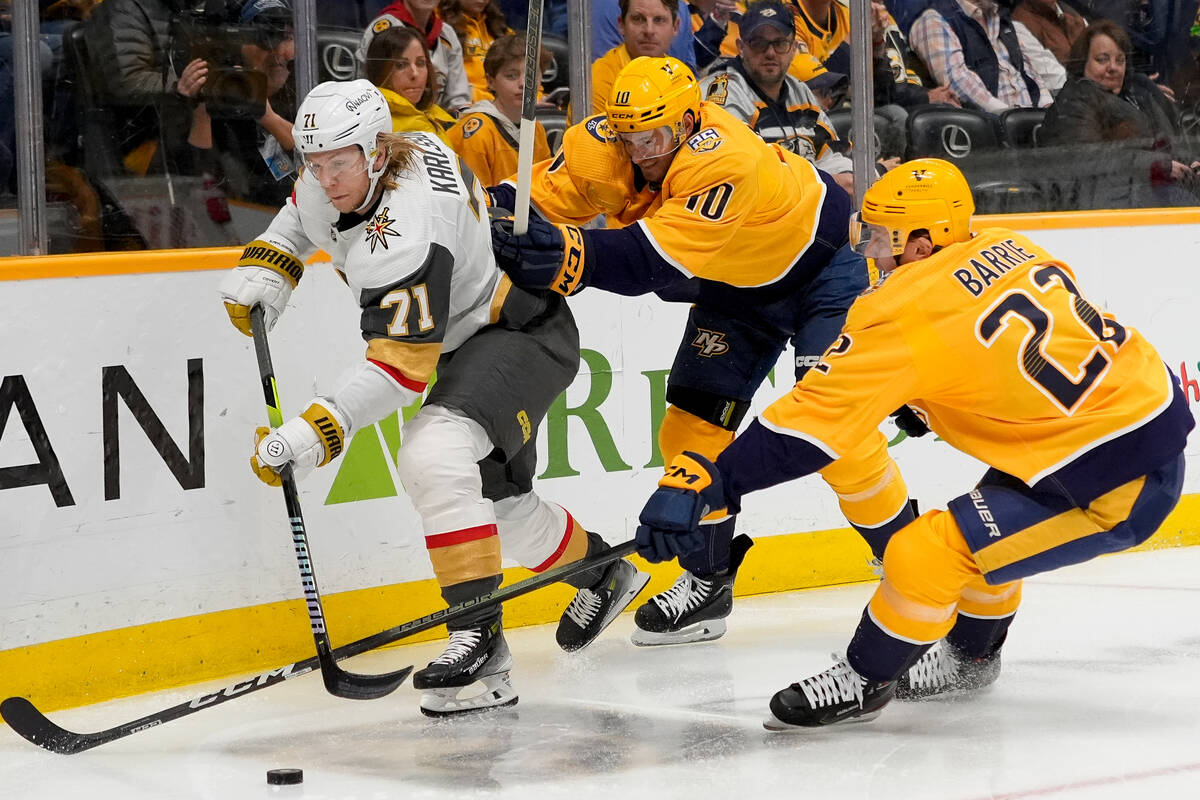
top-left (606, 56), bottom-right (700, 137)
top-left (854, 158), bottom-right (975, 257)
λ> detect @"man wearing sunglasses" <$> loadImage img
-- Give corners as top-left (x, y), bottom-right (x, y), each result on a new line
top-left (490, 55), bottom-right (917, 647)
top-left (699, 1), bottom-right (854, 194)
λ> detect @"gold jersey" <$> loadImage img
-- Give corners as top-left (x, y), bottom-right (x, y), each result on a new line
top-left (529, 103), bottom-right (837, 287)
top-left (523, 113), bottom-right (658, 227)
top-left (447, 108), bottom-right (551, 187)
top-left (762, 228), bottom-right (1176, 486)
top-left (639, 102), bottom-right (832, 287)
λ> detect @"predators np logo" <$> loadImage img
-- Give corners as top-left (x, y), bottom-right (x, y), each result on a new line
top-left (364, 207), bottom-right (401, 253)
top-left (461, 117), bottom-right (483, 139)
top-left (691, 329), bottom-right (729, 357)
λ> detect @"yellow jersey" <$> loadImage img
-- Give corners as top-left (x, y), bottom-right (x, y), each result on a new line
top-left (757, 228), bottom-right (1180, 488)
top-left (380, 87), bottom-right (456, 147)
top-left (794, 0), bottom-right (850, 64)
top-left (458, 16), bottom-right (506, 102)
top-left (519, 113), bottom-right (658, 227)
top-left (591, 44), bottom-right (633, 114)
top-left (637, 102), bottom-right (835, 287)
top-left (447, 104), bottom-right (551, 187)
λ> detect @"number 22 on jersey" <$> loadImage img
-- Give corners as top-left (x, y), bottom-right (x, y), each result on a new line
top-left (977, 264), bottom-right (1127, 415)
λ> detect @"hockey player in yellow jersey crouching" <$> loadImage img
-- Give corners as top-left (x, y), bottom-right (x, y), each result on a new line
top-left (490, 55), bottom-right (917, 647)
top-left (634, 158), bottom-right (1193, 729)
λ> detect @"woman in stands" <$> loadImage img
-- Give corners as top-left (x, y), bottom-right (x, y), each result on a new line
top-left (365, 25), bottom-right (457, 145)
top-left (446, 34), bottom-right (551, 185)
top-left (440, 0), bottom-right (511, 102)
top-left (1040, 19), bottom-right (1200, 206)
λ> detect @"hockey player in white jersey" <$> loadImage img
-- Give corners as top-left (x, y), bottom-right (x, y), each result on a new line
top-left (218, 80), bottom-right (648, 716)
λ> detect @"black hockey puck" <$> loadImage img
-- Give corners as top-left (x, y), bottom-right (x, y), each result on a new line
top-left (266, 768), bottom-right (303, 785)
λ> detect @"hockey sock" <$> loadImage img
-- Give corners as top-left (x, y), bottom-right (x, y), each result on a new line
top-left (563, 531), bottom-right (609, 590)
top-left (678, 516), bottom-right (736, 576)
top-left (846, 608), bottom-right (935, 683)
top-left (440, 574), bottom-right (504, 629)
top-left (851, 498), bottom-right (919, 559)
top-left (945, 613), bottom-right (1014, 659)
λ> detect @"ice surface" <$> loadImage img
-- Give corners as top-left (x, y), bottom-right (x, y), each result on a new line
top-left (3, 547), bottom-right (1199, 799)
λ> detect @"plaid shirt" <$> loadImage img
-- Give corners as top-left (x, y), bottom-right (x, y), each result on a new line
top-left (909, 0), bottom-right (1052, 113)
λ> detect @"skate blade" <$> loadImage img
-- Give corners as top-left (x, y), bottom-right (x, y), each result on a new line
top-left (762, 708), bottom-right (883, 732)
top-left (561, 571), bottom-right (652, 654)
top-left (630, 617), bottom-right (727, 647)
top-left (419, 672), bottom-right (519, 718)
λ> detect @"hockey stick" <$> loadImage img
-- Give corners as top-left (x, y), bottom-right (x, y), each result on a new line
top-left (512, 0), bottom-right (544, 235)
top-left (249, 304), bottom-right (412, 700)
top-left (1, 540), bottom-right (637, 754)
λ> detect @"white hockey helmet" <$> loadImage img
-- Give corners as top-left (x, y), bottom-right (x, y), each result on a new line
top-left (293, 79), bottom-right (392, 212)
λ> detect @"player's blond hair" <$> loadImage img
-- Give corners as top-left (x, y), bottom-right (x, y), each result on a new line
top-left (377, 132), bottom-right (423, 190)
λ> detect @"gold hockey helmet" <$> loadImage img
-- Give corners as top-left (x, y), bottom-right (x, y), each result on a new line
top-left (852, 158), bottom-right (975, 257)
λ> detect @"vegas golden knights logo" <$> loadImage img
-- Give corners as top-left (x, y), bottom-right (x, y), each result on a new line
top-left (691, 328), bottom-right (729, 357)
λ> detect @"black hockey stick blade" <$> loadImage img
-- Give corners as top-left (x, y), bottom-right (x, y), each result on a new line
top-left (250, 304), bottom-right (411, 701)
top-left (1, 539), bottom-right (636, 753)
top-left (314, 646), bottom-right (413, 701)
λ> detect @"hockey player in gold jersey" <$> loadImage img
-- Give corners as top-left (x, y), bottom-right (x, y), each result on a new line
top-left (490, 56), bottom-right (916, 646)
top-left (634, 158), bottom-right (1193, 729)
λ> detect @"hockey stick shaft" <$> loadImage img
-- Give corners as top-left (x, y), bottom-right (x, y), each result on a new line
top-left (0, 539), bottom-right (637, 753)
top-left (249, 306), bottom-right (410, 700)
top-left (512, 0), bottom-right (544, 235)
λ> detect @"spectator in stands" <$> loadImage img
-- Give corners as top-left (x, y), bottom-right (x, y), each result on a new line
top-left (1013, 19), bottom-right (1068, 92)
top-left (365, 25), bottom-right (456, 144)
top-left (700, 1), bottom-right (854, 191)
top-left (690, 0), bottom-right (740, 71)
top-left (185, 0), bottom-right (297, 207)
top-left (1012, 0), bottom-right (1086, 64)
top-left (1041, 19), bottom-right (1200, 204)
top-left (592, 0), bottom-right (679, 112)
top-left (447, 34), bottom-right (551, 185)
top-left (869, 0), bottom-right (960, 156)
top-left (85, 0), bottom-right (194, 174)
top-left (359, 0), bottom-right (473, 114)
top-left (594, 0), bottom-right (696, 69)
top-left (440, 0), bottom-right (510, 102)
top-left (792, 0), bottom-right (850, 63)
top-left (909, 0), bottom-right (1053, 112)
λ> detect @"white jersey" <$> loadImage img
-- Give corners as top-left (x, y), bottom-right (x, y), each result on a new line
top-left (256, 132), bottom-right (503, 398)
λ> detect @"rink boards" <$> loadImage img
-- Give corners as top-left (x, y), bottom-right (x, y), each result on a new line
top-left (1, 209), bottom-right (1198, 712)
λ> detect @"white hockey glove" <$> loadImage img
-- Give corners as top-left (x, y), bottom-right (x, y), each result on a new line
top-left (220, 239), bottom-right (305, 337)
top-left (251, 400), bottom-right (349, 487)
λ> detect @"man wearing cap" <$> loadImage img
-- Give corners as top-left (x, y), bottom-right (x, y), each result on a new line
top-left (700, 1), bottom-right (854, 193)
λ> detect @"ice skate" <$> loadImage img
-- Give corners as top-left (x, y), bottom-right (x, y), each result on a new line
top-left (763, 655), bottom-right (895, 731)
top-left (631, 534), bottom-right (752, 646)
top-left (556, 558), bottom-right (650, 652)
top-left (895, 640), bottom-right (1001, 700)
top-left (413, 622), bottom-right (518, 717)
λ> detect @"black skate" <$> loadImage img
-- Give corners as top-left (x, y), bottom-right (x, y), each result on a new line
top-left (631, 535), bottom-right (753, 646)
top-left (895, 640), bottom-right (1001, 700)
top-left (764, 655), bottom-right (896, 730)
top-left (556, 558), bottom-right (650, 652)
top-left (412, 621), bottom-right (518, 717)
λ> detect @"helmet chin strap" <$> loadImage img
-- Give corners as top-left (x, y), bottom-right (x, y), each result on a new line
top-left (354, 143), bottom-right (388, 214)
